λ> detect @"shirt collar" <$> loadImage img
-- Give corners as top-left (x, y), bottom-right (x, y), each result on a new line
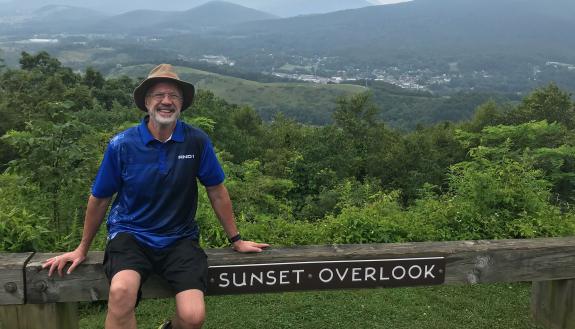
top-left (138, 116), bottom-right (185, 145)
top-left (172, 120), bottom-right (185, 143)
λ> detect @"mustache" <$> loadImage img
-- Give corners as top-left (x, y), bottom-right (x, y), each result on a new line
top-left (157, 105), bottom-right (176, 111)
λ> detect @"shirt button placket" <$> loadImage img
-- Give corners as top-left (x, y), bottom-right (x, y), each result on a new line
top-left (158, 144), bottom-right (168, 174)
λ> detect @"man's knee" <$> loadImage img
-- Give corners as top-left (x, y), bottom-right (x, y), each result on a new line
top-left (108, 277), bottom-right (139, 317)
top-left (176, 307), bottom-right (205, 329)
top-left (175, 290), bottom-right (206, 329)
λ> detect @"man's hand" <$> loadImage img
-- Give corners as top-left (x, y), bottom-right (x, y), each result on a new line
top-left (232, 240), bottom-right (270, 253)
top-left (42, 248), bottom-right (87, 277)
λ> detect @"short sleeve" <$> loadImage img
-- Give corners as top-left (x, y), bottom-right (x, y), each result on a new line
top-left (91, 141), bottom-right (122, 198)
top-left (197, 139), bottom-right (225, 186)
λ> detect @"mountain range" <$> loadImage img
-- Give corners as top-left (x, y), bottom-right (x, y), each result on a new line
top-left (86, 2), bottom-right (277, 34)
top-left (163, 0), bottom-right (575, 71)
top-left (0, 1), bottom-right (278, 34)
top-left (0, 0), bottom-right (376, 17)
top-left (1, 0), bottom-right (574, 95)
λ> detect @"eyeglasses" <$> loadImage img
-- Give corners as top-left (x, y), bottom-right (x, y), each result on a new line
top-left (149, 92), bottom-right (183, 102)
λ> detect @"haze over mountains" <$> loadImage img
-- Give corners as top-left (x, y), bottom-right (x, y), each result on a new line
top-left (204, 0), bottom-right (575, 62)
top-left (88, 2), bottom-right (277, 34)
top-left (0, 0), bottom-right (384, 17)
top-left (0, 1), bottom-right (278, 34)
top-left (0, 0), bottom-right (573, 96)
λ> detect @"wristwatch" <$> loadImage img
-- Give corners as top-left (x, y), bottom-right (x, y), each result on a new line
top-left (228, 233), bottom-right (242, 244)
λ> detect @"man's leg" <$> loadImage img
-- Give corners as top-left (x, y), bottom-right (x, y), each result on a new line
top-left (158, 239), bottom-right (208, 329)
top-left (105, 270), bottom-right (141, 329)
top-left (171, 289), bottom-right (206, 329)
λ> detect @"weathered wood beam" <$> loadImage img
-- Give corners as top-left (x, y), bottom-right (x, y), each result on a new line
top-left (0, 253), bottom-right (34, 305)
top-left (20, 237), bottom-right (575, 304)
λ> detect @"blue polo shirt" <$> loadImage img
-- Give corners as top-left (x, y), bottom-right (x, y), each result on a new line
top-left (91, 117), bottom-right (225, 249)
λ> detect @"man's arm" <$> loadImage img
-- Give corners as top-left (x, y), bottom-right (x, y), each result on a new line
top-left (205, 183), bottom-right (269, 253)
top-left (42, 195), bottom-right (112, 276)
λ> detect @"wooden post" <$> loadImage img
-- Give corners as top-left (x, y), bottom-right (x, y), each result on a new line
top-left (531, 279), bottom-right (575, 329)
top-left (0, 303), bottom-right (78, 329)
top-left (0, 253), bottom-right (34, 329)
top-left (0, 253), bottom-right (78, 329)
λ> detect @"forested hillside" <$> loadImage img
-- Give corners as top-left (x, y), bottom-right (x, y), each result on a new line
top-left (109, 64), bottom-right (366, 124)
top-left (110, 64), bottom-right (514, 128)
top-left (1, 52), bottom-right (574, 253)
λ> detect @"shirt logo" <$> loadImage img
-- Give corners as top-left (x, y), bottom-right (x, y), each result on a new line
top-left (178, 154), bottom-right (195, 160)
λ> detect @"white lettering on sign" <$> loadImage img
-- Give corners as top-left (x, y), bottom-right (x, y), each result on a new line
top-left (209, 258), bottom-right (445, 294)
top-left (365, 267), bottom-right (376, 281)
top-left (293, 269), bottom-right (304, 284)
top-left (425, 265), bottom-right (435, 279)
top-left (266, 271), bottom-right (276, 285)
top-left (409, 265), bottom-right (422, 279)
top-left (218, 269), bottom-right (308, 288)
top-left (250, 272), bottom-right (264, 285)
top-left (178, 154), bottom-right (195, 159)
top-left (392, 266), bottom-right (406, 280)
top-left (352, 268), bottom-right (362, 282)
top-left (313, 265), bottom-right (437, 283)
top-left (319, 268), bottom-right (334, 283)
top-left (336, 268), bottom-right (348, 281)
top-left (380, 268), bottom-right (390, 281)
top-left (233, 273), bottom-right (247, 287)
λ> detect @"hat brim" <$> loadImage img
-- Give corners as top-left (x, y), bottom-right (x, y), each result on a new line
top-left (133, 77), bottom-right (195, 112)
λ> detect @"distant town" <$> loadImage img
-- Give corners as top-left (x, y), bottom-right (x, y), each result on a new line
top-left (2, 35), bottom-right (575, 93)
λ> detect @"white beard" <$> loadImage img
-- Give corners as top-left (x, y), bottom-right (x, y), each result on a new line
top-left (149, 107), bottom-right (180, 127)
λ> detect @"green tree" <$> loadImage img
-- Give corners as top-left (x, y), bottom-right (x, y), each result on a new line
top-left (83, 66), bottom-right (105, 89)
top-left (0, 173), bottom-right (51, 251)
top-left (19, 51), bottom-right (62, 74)
top-left (394, 122), bottom-right (466, 204)
top-left (224, 159), bottom-right (294, 221)
top-left (93, 75), bottom-right (135, 109)
top-left (442, 153), bottom-right (574, 240)
top-left (2, 107), bottom-right (100, 244)
top-left (506, 83), bottom-right (574, 128)
top-left (332, 93), bottom-right (393, 181)
top-left (0, 50), bottom-right (5, 71)
top-left (465, 100), bottom-right (504, 132)
top-left (456, 120), bottom-right (575, 204)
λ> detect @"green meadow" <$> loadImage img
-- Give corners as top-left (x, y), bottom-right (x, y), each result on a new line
top-left (111, 64), bottom-right (366, 123)
top-left (79, 283), bottom-right (542, 329)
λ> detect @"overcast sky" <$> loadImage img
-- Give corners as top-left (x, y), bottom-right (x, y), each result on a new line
top-left (0, 0), bottom-right (414, 16)
top-left (0, 0), bottom-right (413, 4)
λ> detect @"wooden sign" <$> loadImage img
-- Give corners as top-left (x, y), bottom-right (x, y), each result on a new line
top-left (207, 257), bottom-right (445, 294)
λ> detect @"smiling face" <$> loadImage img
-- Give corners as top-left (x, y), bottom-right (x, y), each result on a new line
top-left (145, 81), bottom-right (183, 130)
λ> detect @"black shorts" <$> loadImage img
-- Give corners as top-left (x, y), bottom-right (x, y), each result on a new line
top-left (103, 232), bottom-right (208, 304)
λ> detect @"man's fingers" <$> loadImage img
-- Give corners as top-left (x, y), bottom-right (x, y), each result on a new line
top-left (245, 247), bottom-right (263, 253)
top-left (233, 240), bottom-right (270, 253)
top-left (246, 241), bottom-right (270, 249)
top-left (57, 258), bottom-right (70, 277)
top-left (243, 244), bottom-right (265, 253)
top-left (41, 259), bottom-right (53, 269)
top-left (67, 259), bottom-right (81, 274)
top-left (48, 262), bottom-right (58, 277)
top-left (57, 262), bottom-right (65, 277)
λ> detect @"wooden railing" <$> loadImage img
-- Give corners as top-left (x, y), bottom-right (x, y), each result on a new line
top-left (1, 237), bottom-right (575, 329)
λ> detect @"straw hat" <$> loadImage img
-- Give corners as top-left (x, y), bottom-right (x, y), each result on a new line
top-left (133, 64), bottom-right (195, 112)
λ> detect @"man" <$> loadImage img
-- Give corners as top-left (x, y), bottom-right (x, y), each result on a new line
top-left (42, 64), bottom-right (269, 329)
